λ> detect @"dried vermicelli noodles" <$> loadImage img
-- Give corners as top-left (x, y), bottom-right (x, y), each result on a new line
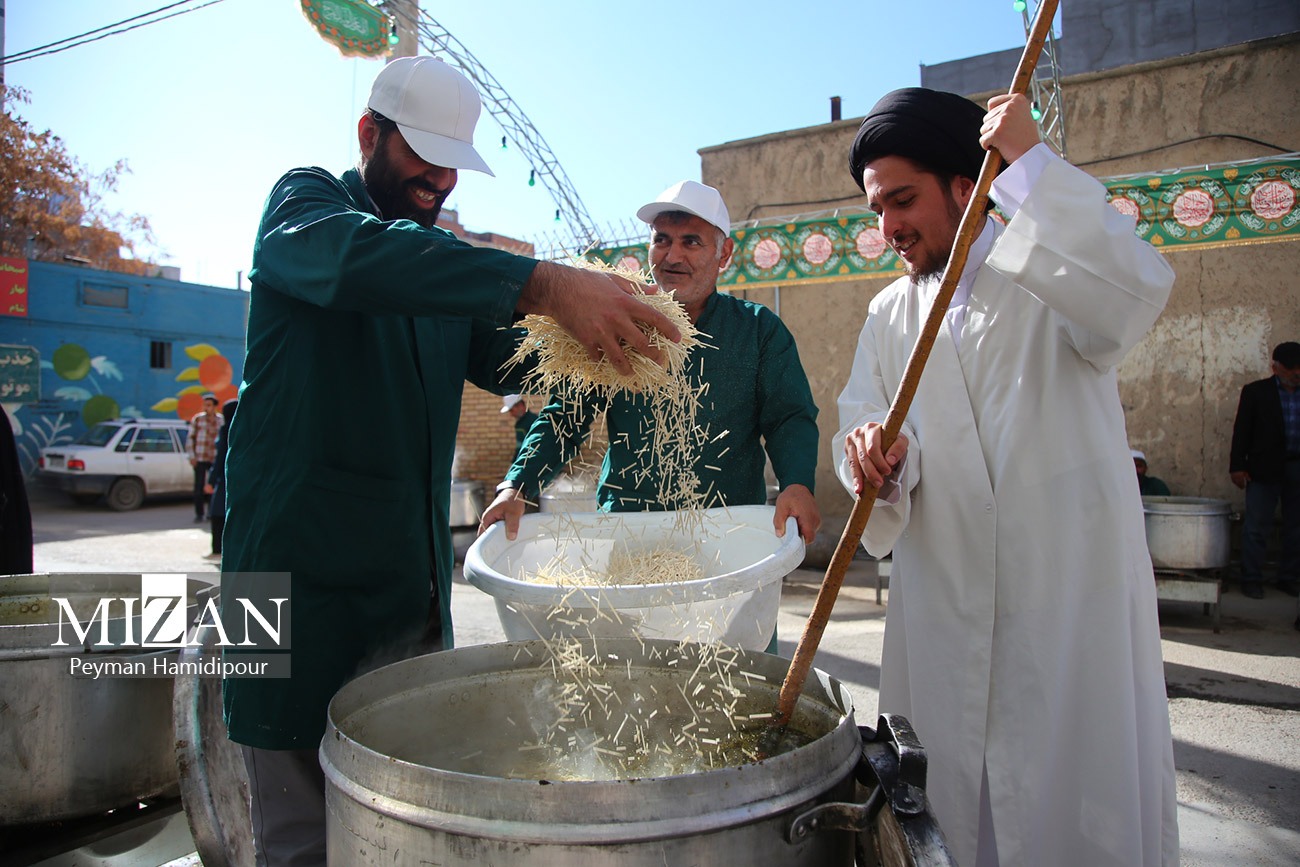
top-left (608, 547), bottom-right (702, 585)
top-left (524, 546), bottom-right (703, 587)
top-left (503, 257), bottom-right (718, 528)
top-left (504, 636), bottom-right (789, 780)
top-left (496, 262), bottom-right (772, 779)
top-left (503, 258), bottom-right (702, 400)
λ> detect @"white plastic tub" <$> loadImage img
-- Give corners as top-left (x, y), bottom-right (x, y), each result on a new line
top-left (464, 505), bottom-right (804, 650)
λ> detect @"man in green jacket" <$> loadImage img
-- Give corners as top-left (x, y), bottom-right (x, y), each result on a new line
top-left (480, 180), bottom-right (821, 567)
top-left (221, 56), bottom-right (678, 866)
top-left (501, 393), bottom-right (538, 454)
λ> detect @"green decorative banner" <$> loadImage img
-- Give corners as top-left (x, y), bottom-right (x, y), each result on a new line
top-left (1108, 157), bottom-right (1300, 251)
top-left (590, 154), bottom-right (1300, 288)
top-left (300, 0), bottom-right (393, 58)
top-left (594, 214), bottom-right (905, 288)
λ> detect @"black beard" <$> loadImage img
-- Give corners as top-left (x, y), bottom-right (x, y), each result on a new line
top-left (361, 139), bottom-right (447, 229)
top-left (908, 250), bottom-right (948, 282)
top-left (907, 185), bottom-right (966, 281)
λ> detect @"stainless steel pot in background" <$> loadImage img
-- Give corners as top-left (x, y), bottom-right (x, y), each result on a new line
top-left (539, 473), bottom-right (599, 514)
top-left (449, 479), bottom-right (486, 528)
top-left (173, 621), bottom-right (255, 867)
top-left (0, 573), bottom-right (213, 826)
top-left (1141, 496), bottom-right (1232, 570)
top-left (539, 488), bottom-right (600, 513)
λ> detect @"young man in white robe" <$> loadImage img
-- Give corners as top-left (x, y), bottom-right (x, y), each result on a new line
top-left (836, 88), bottom-right (1179, 866)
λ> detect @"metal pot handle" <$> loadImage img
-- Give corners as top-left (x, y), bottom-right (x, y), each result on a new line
top-left (786, 713), bottom-right (950, 861)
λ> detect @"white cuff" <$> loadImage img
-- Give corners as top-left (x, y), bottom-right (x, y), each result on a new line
top-left (990, 142), bottom-right (1055, 218)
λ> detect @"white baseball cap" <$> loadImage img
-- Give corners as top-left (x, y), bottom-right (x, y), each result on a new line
top-left (367, 56), bottom-right (494, 176)
top-left (500, 394), bottom-right (523, 413)
top-left (636, 180), bottom-right (731, 236)
top-left (1130, 449), bottom-right (1146, 462)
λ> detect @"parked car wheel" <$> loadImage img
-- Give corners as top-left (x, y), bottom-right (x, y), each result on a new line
top-left (107, 478), bottom-right (146, 512)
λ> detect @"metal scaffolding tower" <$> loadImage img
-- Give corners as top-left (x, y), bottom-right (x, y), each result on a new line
top-left (383, 2), bottom-right (601, 256)
top-left (1018, 0), bottom-right (1068, 159)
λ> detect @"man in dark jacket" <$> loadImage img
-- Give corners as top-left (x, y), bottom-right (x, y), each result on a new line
top-left (203, 398), bottom-right (236, 561)
top-left (1229, 341), bottom-right (1300, 599)
top-left (0, 408), bottom-right (32, 575)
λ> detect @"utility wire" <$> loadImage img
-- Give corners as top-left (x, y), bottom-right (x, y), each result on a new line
top-left (1, 0), bottom-right (229, 66)
top-left (2, 0), bottom-right (197, 61)
top-left (1075, 134), bottom-right (1295, 167)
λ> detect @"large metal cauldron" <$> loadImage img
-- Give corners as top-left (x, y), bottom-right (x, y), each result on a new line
top-left (1142, 496), bottom-right (1232, 570)
top-left (324, 639), bottom-right (869, 866)
top-left (0, 573), bottom-right (212, 825)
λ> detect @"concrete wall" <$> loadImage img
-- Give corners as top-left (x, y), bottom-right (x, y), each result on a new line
top-left (700, 35), bottom-right (1300, 533)
top-left (919, 0), bottom-right (1300, 95)
top-left (1062, 0), bottom-right (1299, 77)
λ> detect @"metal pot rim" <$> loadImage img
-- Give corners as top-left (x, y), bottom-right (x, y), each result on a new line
top-left (0, 573), bottom-right (215, 654)
top-left (1140, 495), bottom-right (1232, 516)
top-left (323, 639), bottom-right (859, 843)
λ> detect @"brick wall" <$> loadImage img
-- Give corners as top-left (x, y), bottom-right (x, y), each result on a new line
top-left (436, 209), bottom-right (608, 490)
top-left (455, 386), bottom-right (607, 489)
top-left (435, 212), bottom-right (549, 488)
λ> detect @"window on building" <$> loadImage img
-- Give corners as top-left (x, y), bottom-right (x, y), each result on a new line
top-left (150, 341), bottom-right (172, 369)
top-left (81, 282), bottom-right (129, 309)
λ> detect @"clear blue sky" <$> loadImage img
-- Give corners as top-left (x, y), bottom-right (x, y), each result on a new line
top-left (5, 1), bottom-right (1034, 288)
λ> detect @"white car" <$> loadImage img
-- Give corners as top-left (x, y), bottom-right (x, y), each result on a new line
top-left (39, 418), bottom-right (194, 511)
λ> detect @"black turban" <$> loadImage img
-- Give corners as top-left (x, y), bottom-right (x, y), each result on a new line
top-left (848, 88), bottom-right (988, 191)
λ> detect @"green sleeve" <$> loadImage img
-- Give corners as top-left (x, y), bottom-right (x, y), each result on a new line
top-left (756, 311), bottom-right (820, 492)
top-left (465, 321), bottom-right (531, 395)
top-left (250, 168), bottom-right (535, 324)
top-left (504, 391), bottom-right (603, 498)
top-left (1142, 476), bottom-right (1171, 496)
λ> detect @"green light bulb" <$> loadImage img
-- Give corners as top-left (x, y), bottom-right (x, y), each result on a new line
top-left (528, 170), bottom-right (536, 187)
top-left (501, 136), bottom-right (508, 150)
top-left (1031, 103), bottom-right (1043, 120)
top-left (1013, 0), bottom-right (1026, 11)
top-left (554, 209), bottom-right (562, 222)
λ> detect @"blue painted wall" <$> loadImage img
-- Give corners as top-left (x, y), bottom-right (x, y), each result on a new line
top-left (0, 261), bottom-right (248, 476)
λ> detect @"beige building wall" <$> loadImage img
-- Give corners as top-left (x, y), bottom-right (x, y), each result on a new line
top-left (701, 34), bottom-right (1300, 538)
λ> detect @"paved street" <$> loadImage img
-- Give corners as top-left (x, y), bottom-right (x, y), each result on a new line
top-left (19, 490), bottom-right (1300, 865)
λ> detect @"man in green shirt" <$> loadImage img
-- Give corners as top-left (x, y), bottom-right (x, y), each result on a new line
top-left (501, 393), bottom-right (538, 454)
top-left (221, 56), bottom-right (679, 866)
top-left (481, 180), bottom-right (821, 553)
top-left (1132, 449), bottom-right (1172, 496)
